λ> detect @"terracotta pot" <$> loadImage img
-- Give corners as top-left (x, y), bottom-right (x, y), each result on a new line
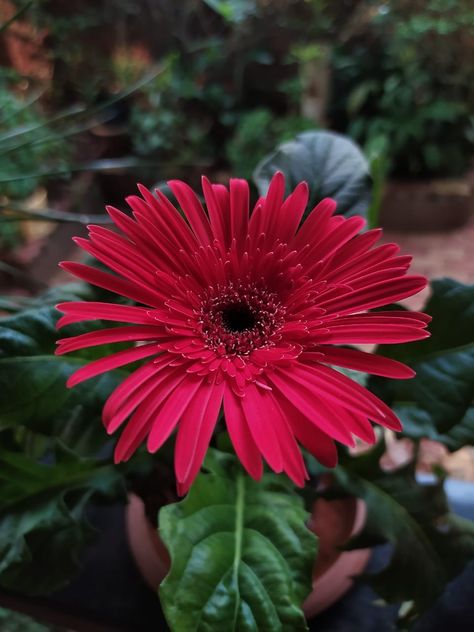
top-left (126, 493), bottom-right (171, 590)
top-left (304, 495), bottom-right (369, 618)
top-left (126, 492), bottom-right (370, 619)
top-left (380, 177), bottom-right (473, 232)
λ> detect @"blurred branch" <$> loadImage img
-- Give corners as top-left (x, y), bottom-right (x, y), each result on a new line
top-left (0, 0), bottom-right (33, 34)
top-left (0, 110), bottom-right (115, 158)
top-left (0, 63), bottom-right (167, 147)
top-left (0, 88), bottom-right (46, 127)
top-left (0, 203), bottom-right (113, 224)
top-left (0, 157), bottom-right (163, 184)
top-left (0, 105), bottom-right (86, 144)
top-left (0, 261), bottom-right (47, 289)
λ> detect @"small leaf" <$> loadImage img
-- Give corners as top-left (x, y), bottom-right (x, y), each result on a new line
top-left (253, 130), bottom-right (372, 218)
top-left (159, 449), bottom-right (316, 631)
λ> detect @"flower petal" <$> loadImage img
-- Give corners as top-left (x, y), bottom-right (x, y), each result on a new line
top-left (319, 275), bottom-right (428, 315)
top-left (175, 379), bottom-right (225, 493)
top-left (310, 347), bottom-right (415, 379)
top-left (104, 358), bottom-right (176, 433)
top-left (275, 394), bottom-right (338, 467)
top-left (60, 262), bottom-right (165, 307)
top-left (239, 383), bottom-right (284, 472)
top-left (67, 343), bottom-right (160, 388)
top-left (56, 325), bottom-right (164, 355)
top-left (230, 178), bottom-right (249, 250)
top-left (56, 302), bottom-right (152, 328)
top-left (113, 367), bottom-right (187, 462)
top-left (277, 181), bottom-right (309, 244)
top-left (168, 180), bottom-right (213, 245)
top-left (223, 388), bottom-right (263, 481)
top-left (147, 376), bottom-right (204, 452)
top-left (268, 368), bottom-right (356, 444)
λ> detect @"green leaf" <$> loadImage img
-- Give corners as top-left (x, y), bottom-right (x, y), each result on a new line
top-left (159, 449), bottom-right (316, 631)
top-left (0, 288), bottom-right (127, 455)
top-left (0, 606), bottom-right (56, 632)
top-left (370, 279), bottom-right (474, 449)
top-left (0, 444), bottom-right (124, 595)
top-left (332, 444), bottom-right (474, 622)
top-left (253, 130), bottom-right (372, 219)
top-left (202, 0), bottom-right (258, 23)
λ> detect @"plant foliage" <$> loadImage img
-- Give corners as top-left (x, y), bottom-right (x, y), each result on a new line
top-left (253, 130), bottom-right (372, 219)
top-left (159, 449), bottom-right (317, 632)
top-left (370, 279), bottom-right (474, 450)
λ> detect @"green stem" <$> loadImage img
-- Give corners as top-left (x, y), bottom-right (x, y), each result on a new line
top-left (367, 153), bottom-right (387, 229)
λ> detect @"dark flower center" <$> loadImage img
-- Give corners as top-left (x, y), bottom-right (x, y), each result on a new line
top-left (221, 303), bottom-right (256, 333)
top-left (199, 282), bottom-right (285, 356)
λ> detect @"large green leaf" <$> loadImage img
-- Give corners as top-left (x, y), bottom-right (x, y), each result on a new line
top-left (253, 130), bottom-right (372, 219)
top-left (370, 278), bottom-right (474, 449)
top-left (159, 449), bottom-right (316, 632)
top-left (0, 289), bottom-right (128, 455)
top-left (0, 444), bottom-right (124, 595)
top-left (331, 444), bottom-right (474, 623)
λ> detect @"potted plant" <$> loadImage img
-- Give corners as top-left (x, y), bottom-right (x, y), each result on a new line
top-left (0, 130), bottom-right (473, 631)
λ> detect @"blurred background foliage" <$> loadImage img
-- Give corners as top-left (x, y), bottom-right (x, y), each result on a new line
top-left (1, 0), bottom-right (472, 191)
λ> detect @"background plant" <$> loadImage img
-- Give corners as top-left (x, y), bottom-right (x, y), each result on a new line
top-left (8, 1), bottom-right (472, 180)
top-left (329, 0), bottom-right (474, 178)
top-left (0, 76), bottom-right (71, 199)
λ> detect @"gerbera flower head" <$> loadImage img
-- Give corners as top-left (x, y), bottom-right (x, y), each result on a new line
top-left (56, 173), bottom-right (430, 494)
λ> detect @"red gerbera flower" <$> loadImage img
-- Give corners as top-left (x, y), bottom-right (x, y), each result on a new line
top-left (56, 173), bottom-right (429, 493)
